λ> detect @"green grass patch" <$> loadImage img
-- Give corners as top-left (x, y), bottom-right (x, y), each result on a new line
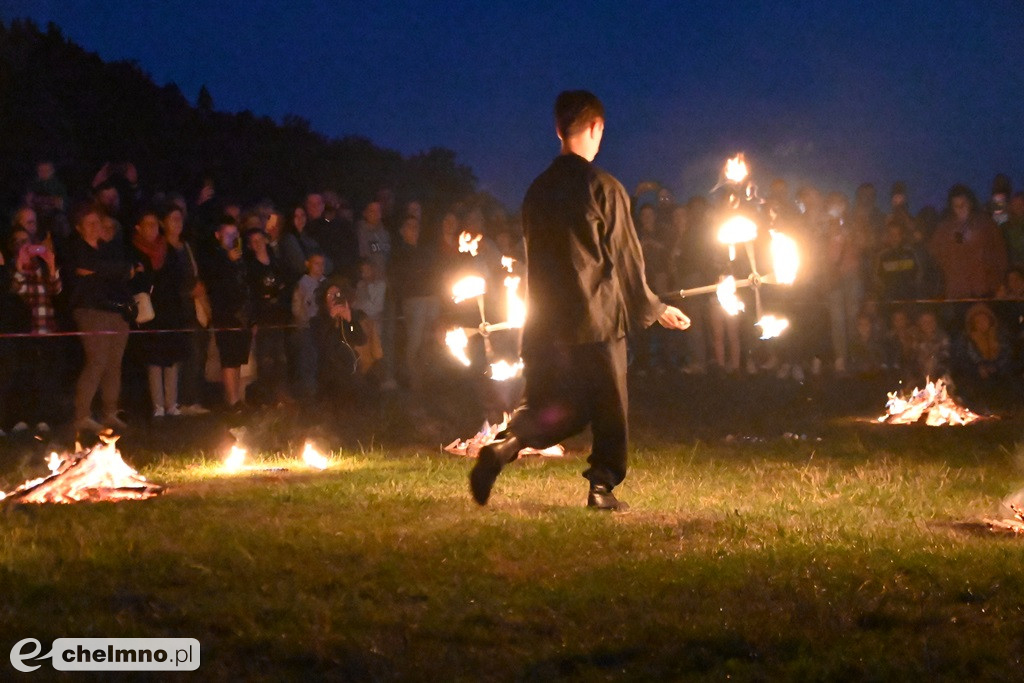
top-left (2, 404), bottom-right (1024, 680)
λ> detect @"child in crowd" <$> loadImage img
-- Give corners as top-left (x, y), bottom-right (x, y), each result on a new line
top-left (847, 311), bottom-right (886, 377)
top-left (913, 310), bottom-right (950, 383)
top-left (884, 308), bottom-right (918, 381)
top-left (353, 259), bottom-right (385, 376)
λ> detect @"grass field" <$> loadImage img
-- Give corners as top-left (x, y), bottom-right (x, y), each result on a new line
top-left (1, 375), bottom-right (1023, 680)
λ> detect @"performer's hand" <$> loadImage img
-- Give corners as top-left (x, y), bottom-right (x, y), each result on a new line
top-left (658, 305), bottom-right (690, 330)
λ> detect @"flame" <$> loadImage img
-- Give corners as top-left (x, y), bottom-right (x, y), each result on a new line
top-left (301, 441), bottom-right (329, 470)
top-left (716, 276), bottom-right (745, 316)
top-left (501, 256), bottom-right (515, 272)
top-left (878, 379), bottom-right (984, 426)
top-left (717, 215), bottom-right (758, 245)
top-left (724, 154), bottom-right (749, 183)
top-left (452, 275), bottom-right (486, 303)
top-left (490, 359), bottom-right (524, 381)
top-left (770, 230), bottom-right (799, 285)
top-left (504, 275), bottom-right (526, 328)
top-left (224, 444), bottom-right (247, 473)
top-left (445, 327), bottom-right (472, 367)
top-left (718, 215), bottom-right (757, 261)
top-left (1, 434), bottom-right (163, 504)
top-left (756, 314), bottom-right (789, 339)
top-left (444, 414), bottom-right (564, 458)
top-left (458, 231), bottom-right (482, 256)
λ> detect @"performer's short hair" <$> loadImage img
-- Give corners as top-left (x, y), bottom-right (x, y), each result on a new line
top-left (555, 90), bottom-right (605, 139)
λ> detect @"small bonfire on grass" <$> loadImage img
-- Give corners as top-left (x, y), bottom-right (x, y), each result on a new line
top-left (877, 378), bottom-right (985, 426)
top-left (984, 487), bottom-right (1024, 535)
top-left (445, 415), bottom-right (564, 459)
top-left (985, 504), bottom-right (1024, 534)
top-left (0, 432), bottom-right (164, 504)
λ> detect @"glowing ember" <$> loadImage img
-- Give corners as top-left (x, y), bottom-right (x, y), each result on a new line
top-left (444, 415), bottom-right (564, 458)
top-left (769, 230), bottom-right (799, 284)
top-left (716, 276), bottom-right (745, 316)
top-left (878, 379), bottom-right (984, 426)
top-left (301, 441), bottom-right (329, 470)
top-left (490, 359), bottom-right (524, 381)
top-left (458, 231), bottom-right (482, 256)
top-left (756, 314), bottom-right (789, 339)
top-left (501, 255), bottom-right (515, 272)
top-left (724, 153), bottom-right (749, 183)
top-left (224, 444), bottom-right (248, 473)
top-left (1, 434), bottom-right (163, 504)
top-left (445, 327), bottom-right (472, 367)
top-left (452, 275), bottom-right (487, 303)
top-left (504, 275), bottom-right (526, 328)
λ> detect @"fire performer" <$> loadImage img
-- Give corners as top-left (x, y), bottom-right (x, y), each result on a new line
top-left (470, 90), bottom-right (690, 511)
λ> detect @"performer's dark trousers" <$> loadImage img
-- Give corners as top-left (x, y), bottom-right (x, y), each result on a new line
top-left (507, 336), bottom-right (628, 489)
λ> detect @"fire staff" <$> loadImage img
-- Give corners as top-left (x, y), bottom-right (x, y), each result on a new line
top-left (470, 90), bottom-right (690, 511)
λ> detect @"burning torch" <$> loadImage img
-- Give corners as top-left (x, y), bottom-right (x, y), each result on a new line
top-left (665, 154), bottom-right (800, 339)
top-left (445, 237), bottom-right (527, 380)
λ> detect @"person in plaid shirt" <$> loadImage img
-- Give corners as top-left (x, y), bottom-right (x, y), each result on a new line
top-left (11, 228), bottom-right (62, 334)
top-left (5, 227), bottom-right (63, 431)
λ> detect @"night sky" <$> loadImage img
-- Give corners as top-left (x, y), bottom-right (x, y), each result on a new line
top-left (4, 0), bottom-right (1023, 211)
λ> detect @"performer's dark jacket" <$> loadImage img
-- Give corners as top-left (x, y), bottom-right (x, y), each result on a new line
top-left (521, 152), bottom-right (666, 353)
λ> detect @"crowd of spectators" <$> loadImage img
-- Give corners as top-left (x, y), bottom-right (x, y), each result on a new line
top-left (0, 160), bottom-right (516, 434)
top-left (631, 173), bottom-right (1024, 406)
top-left (2, 159), bottom-right (1022, 435)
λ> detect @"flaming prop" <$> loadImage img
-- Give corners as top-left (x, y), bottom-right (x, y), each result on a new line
top-left (718, 215), bottom-right (758, 262)
top-left (445, 327), bottom-right (472, 367)
top-left (724, 153), bottom-right (749, 184)
top-left (1, 433), bottom-right (164, 504)
top-left (451, 275), bottom-right (487, 305)
top-left (444, 256), bottom-right (526, 368)
top-left (755, 314), bottom-right (789, 340)
top-left (489, 359), bottom-right (524, 381)
top-left (504, 275), bottom-right (526, 328)
top-left (444, 414), bottom-right (564, 459)
top-left (716, 276), bottom-right (745, 316)
top-left (877, 379), bottom-right (985, 426)
top-left (667, 154), bottom-right (799, 339)
top-left (458, 231), bottom-right (482, 257)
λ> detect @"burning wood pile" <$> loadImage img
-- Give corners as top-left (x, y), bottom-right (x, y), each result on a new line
top-left (984, 487), bottom-right (1024, 534)
top-left (445, 415), bottom-right (564, 459)
top-left (877, 379), bottom-right (985, 426)
top-left (0, 433), bottom-right (163, 504)
top-left (985, 504), bottom-right (1024, 534)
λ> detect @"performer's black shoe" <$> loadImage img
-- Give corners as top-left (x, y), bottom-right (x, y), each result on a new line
top-left (587, 484), bottom-right (629, 512)
top-left (470, 436), bottom-right (521, 505)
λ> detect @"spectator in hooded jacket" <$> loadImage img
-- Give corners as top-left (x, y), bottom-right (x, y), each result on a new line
top-left (929, 184), bottom-right (1007, 299)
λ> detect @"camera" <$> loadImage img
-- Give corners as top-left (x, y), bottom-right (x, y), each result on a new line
top-left (26, 244), bottom-right (47, 257)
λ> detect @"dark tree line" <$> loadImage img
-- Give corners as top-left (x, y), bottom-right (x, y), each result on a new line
top-left (0, 19), bottom-right (479, 217)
